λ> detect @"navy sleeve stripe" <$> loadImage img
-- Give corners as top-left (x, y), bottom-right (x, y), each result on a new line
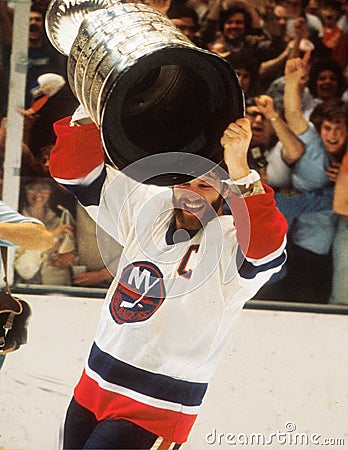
top-left (237, 245), bottom-right (287, 280)
top-left (60, 166), bottom-right (106, 206)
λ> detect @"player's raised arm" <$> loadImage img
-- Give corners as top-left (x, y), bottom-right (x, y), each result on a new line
top-left (221, 118), bottom-right (288, 260)
top-left (49, 106), bottom-right (106, 209)
top-left (221, 117), bottom-right (265, 195)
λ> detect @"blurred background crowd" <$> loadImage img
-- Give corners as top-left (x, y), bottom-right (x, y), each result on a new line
top-left (0, 0), bottom-right (347, 303)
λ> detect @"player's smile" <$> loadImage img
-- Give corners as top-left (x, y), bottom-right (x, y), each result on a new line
top-left (172, 173), bottom-right (225, 231)
top-left (182, 200), bottom-right (205, 212)
top-left (174, 192), bottom-right (211, 230)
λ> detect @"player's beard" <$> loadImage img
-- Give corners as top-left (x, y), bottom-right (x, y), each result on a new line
top-left (173, 195), bottom-right (224, 231)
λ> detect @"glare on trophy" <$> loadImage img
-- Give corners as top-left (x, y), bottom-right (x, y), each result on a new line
top-left (46, 0), bottom-right (244, 185)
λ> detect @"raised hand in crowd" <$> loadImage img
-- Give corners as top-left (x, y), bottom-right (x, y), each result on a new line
top-left (254, 95), bottom-right (278, 120)
top-left (294, 16), bottom-right (308, 38)
top-left (254, 94), bottom-right (305, 165)
top-left (284, 50), bottom-right (312, 135)
top-left (289, 16), bottom-right (313, 57)
top-left (285, 50), bottom-right (311, 88)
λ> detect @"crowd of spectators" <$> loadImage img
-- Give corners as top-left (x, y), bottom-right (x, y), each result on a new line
top-left (0, 0), bottom-right (347, 303)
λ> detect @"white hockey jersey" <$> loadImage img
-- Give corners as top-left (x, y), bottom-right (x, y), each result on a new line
top-left (50, 117), bottom-right (287, 443)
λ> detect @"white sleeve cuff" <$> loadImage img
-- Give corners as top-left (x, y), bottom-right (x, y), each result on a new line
top-left (222, 170), bottom-right (260, 188)
top-left (70, 104), bottom-right (92, 126)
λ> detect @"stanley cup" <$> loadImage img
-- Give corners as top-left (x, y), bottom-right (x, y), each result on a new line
top-left (46, 0), bottom-right (244, 185)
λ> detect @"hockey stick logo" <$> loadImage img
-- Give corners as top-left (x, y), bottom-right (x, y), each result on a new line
top-left (110, 261), bottom-right (166, 324)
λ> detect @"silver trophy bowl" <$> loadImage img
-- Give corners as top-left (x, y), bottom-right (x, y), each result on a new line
top-left (46, 0), bottom-right (244, 185)
top-left (46, 0), bottom-right (119, 55)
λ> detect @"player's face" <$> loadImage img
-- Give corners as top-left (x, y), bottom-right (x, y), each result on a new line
top-left (320, 119), bottom-right (348, 155)
top-left (173, 174), bottom-right (224, 231)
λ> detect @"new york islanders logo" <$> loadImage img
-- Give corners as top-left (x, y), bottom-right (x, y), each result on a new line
top-left (110, 261), bottom-right (166, 324)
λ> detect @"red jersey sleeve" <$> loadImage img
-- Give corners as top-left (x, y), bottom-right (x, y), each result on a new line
top-left (49, 117), bottom-right (104, 181)
top-left (229, 184), bottom-right (288, 260)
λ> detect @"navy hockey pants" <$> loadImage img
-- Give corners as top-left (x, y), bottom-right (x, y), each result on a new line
top-left (63, 397), bottom-right (181, 449)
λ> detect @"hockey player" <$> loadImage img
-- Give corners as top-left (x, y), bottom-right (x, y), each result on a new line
top-left (50, 106), bottom-right (287, 449)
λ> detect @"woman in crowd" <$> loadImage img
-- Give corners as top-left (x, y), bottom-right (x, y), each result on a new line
top-left (14, 178), bottom-right (76, 286)
top-left (307, 57), bottom-right (346, 105)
